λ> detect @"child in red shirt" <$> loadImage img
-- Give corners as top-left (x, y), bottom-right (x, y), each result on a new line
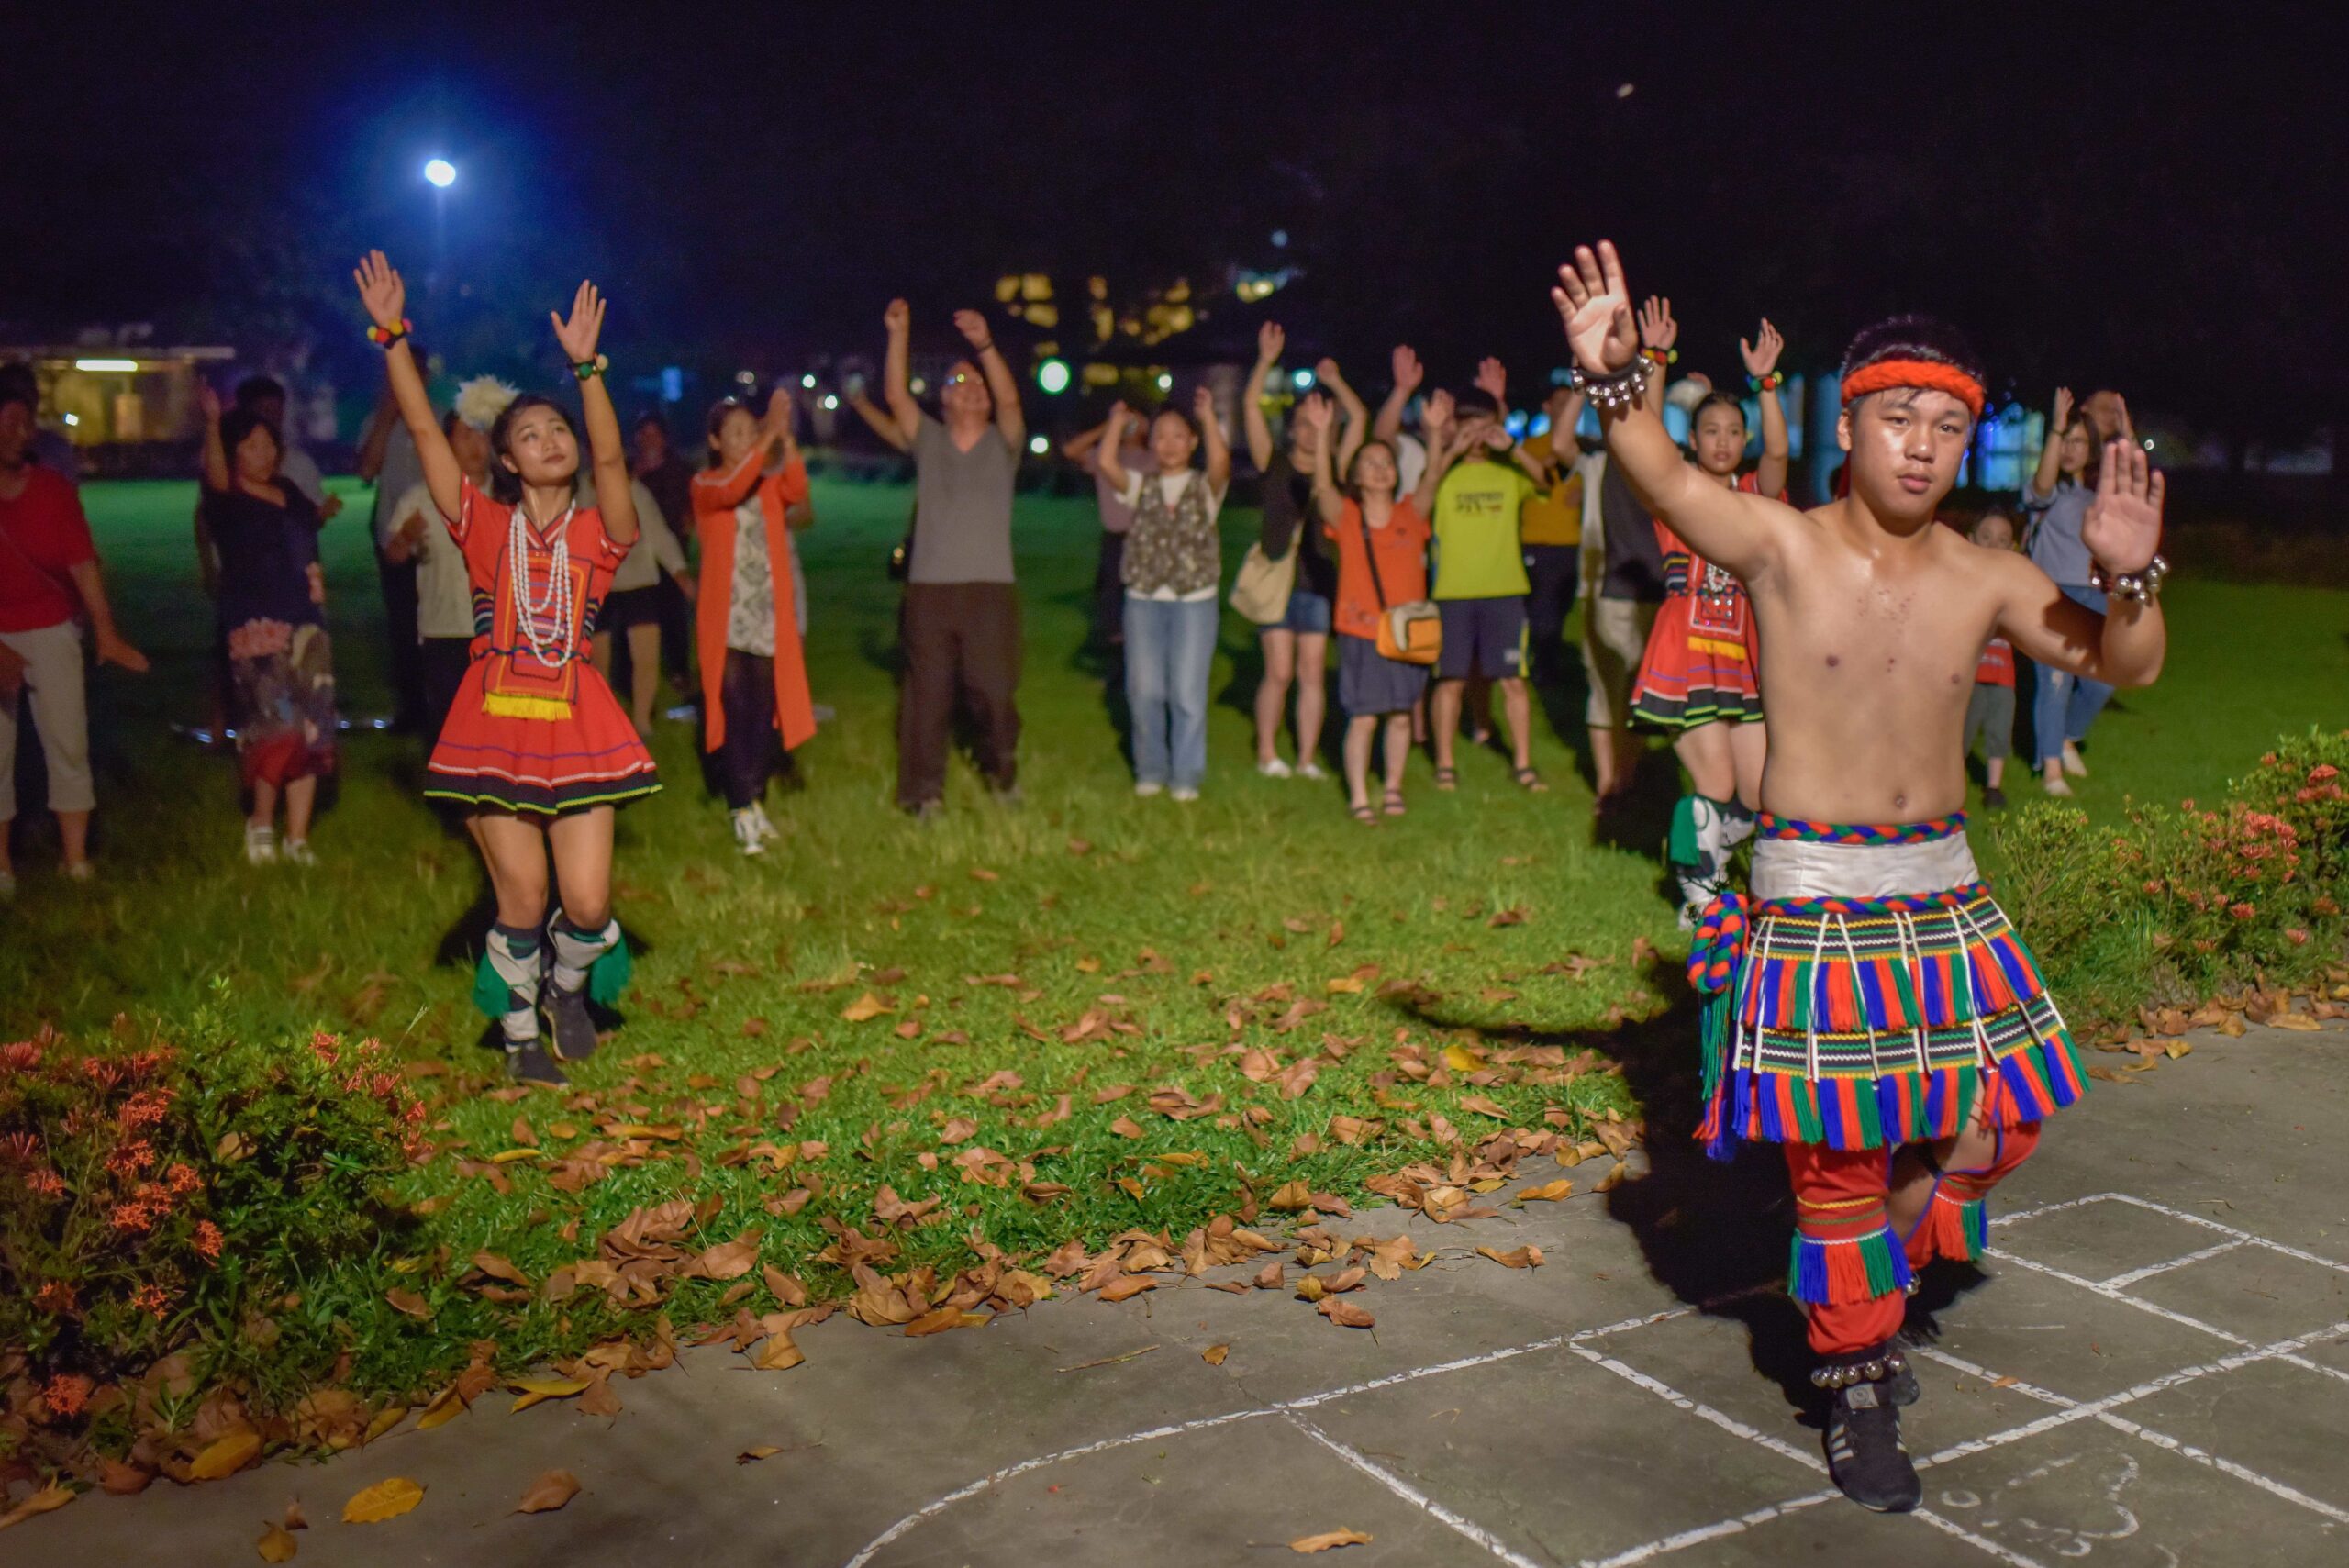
top-left (1964, 509), bottom-right (2020, 806)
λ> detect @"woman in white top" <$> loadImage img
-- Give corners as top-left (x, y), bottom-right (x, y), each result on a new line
top-left (383, 380), bottom-right (513, 742)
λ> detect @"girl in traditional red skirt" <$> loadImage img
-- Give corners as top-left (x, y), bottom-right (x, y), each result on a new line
top-left (353, 250), bottom-right (657, 1084)
top-left (1628, 302), bottom-right (1790, 925)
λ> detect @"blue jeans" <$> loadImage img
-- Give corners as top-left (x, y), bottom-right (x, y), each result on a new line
top-left (2032, 584), bottom-right (2114, 766)
top-left (1124, 595), bottom-right (1219, 789)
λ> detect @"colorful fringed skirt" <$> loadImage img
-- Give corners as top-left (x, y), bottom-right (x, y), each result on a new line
top-left (1629, 520), bottom-right (1763, 729)
top-left (1689, 812), bottom-right (2087, 1162)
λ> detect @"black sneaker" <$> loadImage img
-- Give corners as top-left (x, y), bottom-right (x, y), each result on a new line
top-left (543, 982), bottom-right (600, 1062)
top-left (1824, 1382), bottom-right (1921, 1513)
top-left (1984, 785), bottom-right (2008, 809)
top-left (506, 1041), bottom-right (568, 1086)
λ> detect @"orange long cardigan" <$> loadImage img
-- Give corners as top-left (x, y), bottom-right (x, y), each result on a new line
top-left (689, 448), bottom-right (817, 752)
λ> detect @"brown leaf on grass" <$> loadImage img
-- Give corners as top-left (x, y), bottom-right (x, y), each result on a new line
top-left (1327, 1115), bottom-right (1376, 1146)
top-left (841, 992), bottom-right (894, 1023)
top-left (0, 1484), bottom-right (74, 1530)
top-left (874, 1186), bottom-right (945, 1228)
top-left (1109, 1116), bottom-right (1146, 1139)
top-left (1239, 1048), bottom-right (1282, 1082)
top-left (1203, 1343), bottom-right (1230, 1365)
top-left (1097, 1275), bottom-right (1157, 1303)
top-left (1476, 1245), bottom-right (1544, 1269)
top-left (1291, 1529), bottom-right (1374, 1553)
top-left (256, 1522), bottom-right (299, 1562)
top-left (1041, 1239), bottom-right (1091, 1277)
top-left (940, 1116), bottom-right (980, 1143)
top-left (904, 1307), bottom-right (989, 1337)
top-left (763, 1264), bottom-right (807, 1307)
top-left (471, 1251), bottom-right (531, 1287)
top-left (189, 1427), bottom-right (264, 1481)
top-left (1487, 907), bottom-right (1528, 928)
top-left (1269, 1180), bottom-right (1314, 1211)
top-left (1316, 1297), bottom-right (1375, 1329)
top-left (1457, 1095), bottom-right (1512, 1120)
top-left (1276, 1059), bottom-right (1321, 1099)
top-left (340, 1478), bottom-right (425, 1524)
top-left (515, 1471), bottom-right (581, 1515)
top-left (384, 1287), bottom-right (432, 1320)
top-left (848, 1264), bottom-right (918, 1326)
top-left (684, 1233), bottom-right (763, 1281)
top-left (1271, 998), bottom-right (1330, 1033)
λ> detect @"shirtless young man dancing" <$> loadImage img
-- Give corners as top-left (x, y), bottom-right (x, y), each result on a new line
top-left (1553, 241), bottom-right (2168, 1512)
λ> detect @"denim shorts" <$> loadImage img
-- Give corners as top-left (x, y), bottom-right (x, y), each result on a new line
top-left (1272, 588), bottom-right (1333, 637)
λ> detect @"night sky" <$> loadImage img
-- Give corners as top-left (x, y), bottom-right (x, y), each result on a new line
top-left (10, 6), bottom-right (2342, 444)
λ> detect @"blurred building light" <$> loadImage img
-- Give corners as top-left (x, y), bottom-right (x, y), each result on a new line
top-left (1506, 411), bottom-right (1529, 438)
top-left (1027, 434), bottom-right (1050, 455)
top-left (1615, 83), bottom-right (1635, 98)
top-left (1271, 228), bottom-right (1288, 248)
top-left (734, 370), bottom-right (757, 385)
top-left (820, 395), bottom-right (840, 410)
top-left (995, 275), bottom-right (1021, 303)
top-left (1020, 274), bottom-right (1053, 302)
top-left (1081, 363), bottom-right (1119, 388)
top-left (1035, 358), bottom-right (1072, 395)
top-left (1291, 369), bottom-right (1314, 390)
top-left (74, 358), bottom-right (139, 373)
top-left (800, 373), bottom-right (818, 389)
top-left (1154, 373), bottom-right (1173, 392)
top-left (909, 377), bottom-right (927, 395)
top-left (62, 412), bottom-right (80, 426)
top-left (660, 366), bottom-right (684, 403)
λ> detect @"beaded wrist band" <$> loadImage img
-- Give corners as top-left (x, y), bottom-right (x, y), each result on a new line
top-left (1570, 361), bottom-right (1649, 417)
top-left (1747, 371), bottom-right (1785, 392)
top-left (1640, 346), bottom-right (1677, 367)
top-left (366, 319), bottom-right (415, 348)
top-left (572, 353), bottom-right (610, 382)
top-left (2088, 551), bottom-right (2167, 603)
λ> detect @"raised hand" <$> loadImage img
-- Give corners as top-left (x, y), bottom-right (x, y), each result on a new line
top-left (195, 381), bottom-right (223, 426)
top-left (952, 309), bottom-right (995, 350)
top-left (1256, 321), bottom-right (1286, 365)
top-left (1314, 356), bottom-right (1343, 388)
top-left (1474, 357), bottom-right (1507, 403)
top-left (2082, 439), bottom-right (2165, 576)
top-left (1739, 319), bottom-right (1785, 379)
top-left (1192, 384), bottom-right (1216, 427)
top-left (761, 387), bottom-right (795, 442)
top-left (1296, 390), bottom-right (1335, 435)
top-left (550, 280), bottom-right (607, 364)
top-left (352, 250), bottom-right (406, 332)
top-left (1423, 387), bottom-right (1456, 436)
top-left (2051, 385), bottom-right (2075, 431)
top-left (884, 298), bottom-right (911, 335)
top-left (1390, 344), bottom-right (1424, 394)
top-left (1636, 294), bottom-right (1677, 352)
top-left (1550, 242), bottom-right (1640, 377)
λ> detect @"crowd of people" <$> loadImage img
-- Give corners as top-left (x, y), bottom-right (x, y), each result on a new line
top-left (0, 237), bottom-right (2177, 1515)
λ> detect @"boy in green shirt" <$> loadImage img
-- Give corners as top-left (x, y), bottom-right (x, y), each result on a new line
top-left (1431, 358), bottom-right (1545, 791)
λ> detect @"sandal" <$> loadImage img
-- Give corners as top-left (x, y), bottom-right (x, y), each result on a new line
top-left (1433, 767), bottom-right (1458, 792)
top-left (1383, 789), bottom-right (1408, 817)
top-left (1513, 766), bottom-right (1549, 794)
top-left (1350, 802), bottom-right (1378, 826)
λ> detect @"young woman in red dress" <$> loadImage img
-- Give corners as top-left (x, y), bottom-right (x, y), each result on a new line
top-left (353, 250), bottom-right (657, 1084)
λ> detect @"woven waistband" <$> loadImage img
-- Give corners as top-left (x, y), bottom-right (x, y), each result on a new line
top-left (1756, 813), bottom-right (1966, 845)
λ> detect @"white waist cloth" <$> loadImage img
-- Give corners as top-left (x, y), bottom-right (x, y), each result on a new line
top-left (1750, 831), bottom-right (1980, 903)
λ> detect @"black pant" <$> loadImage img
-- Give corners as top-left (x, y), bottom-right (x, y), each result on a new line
top-left (657, 568), bottom-right (694, 688)
top-left (1523, 544), bottom-right (1582, 688)
top-left (1093, 532), bottom-right (1127, 648)
top-left (376, 549), bottom-right (425, 731)
top-left (419, 638), bottom-right (473, 747)
top-left (897, 582), bottom-right (1021, 807)
top-left (719, 650), bottom-right (784, 809)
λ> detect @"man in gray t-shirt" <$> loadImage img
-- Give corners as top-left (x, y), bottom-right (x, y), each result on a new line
top-left (882, 297), bottom-right (1027, 813)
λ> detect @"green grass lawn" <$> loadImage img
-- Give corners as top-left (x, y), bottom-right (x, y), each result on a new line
top-left (5, 474), bottom-right (2343, 1397)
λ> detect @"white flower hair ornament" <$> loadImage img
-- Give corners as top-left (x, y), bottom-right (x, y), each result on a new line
top-left (455, 376), bottom-right (521, 432)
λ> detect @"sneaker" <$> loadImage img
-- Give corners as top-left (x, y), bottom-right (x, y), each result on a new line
top-left (1135, 781), bottom-right (1165, 798)
top-left (1984, 784), bottom-right (2008, 809)
top-left (1297, 762), bottom-right (1326, 782)
top-left (730, 809), bottom-right (766, 856)
top-left (904, 799), bottom-right (943, 822)
top-left (542, 981), bottom-right (600, 1062)
top-left (505, 1041), bottom-right (568, 1086)
top-left (1257, 757), bottom-right (1293, 779)
top-left (62, 861), bottom-right (95, 883)
top-left (282, 840), bottom-right (316, 867)
top-left (1823, 1382), bottom-right (1921, 1512)
top-left (748, 802), bottom-right (781, 842)
top-left (2042, 770), bottom-right (2074, 798)
top-left (244, 823), bottom-right (278, 864)
top-left (2060, 740), bottom-right (2088, 777)
top-left (1170, 786), bottom-right (1199, 803)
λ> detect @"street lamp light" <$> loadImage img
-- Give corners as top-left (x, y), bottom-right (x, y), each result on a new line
top-left (424, 159), bottom-right (456, 188)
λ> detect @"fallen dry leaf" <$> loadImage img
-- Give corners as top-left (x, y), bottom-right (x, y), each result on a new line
top-left (1203, 1343), bottom-right (1230, 1366)
top-left (340, 1477), bottom-right (425, 1524)
top-left (1097, 1275), bottom-right (1157, 1303)
top-left (1592, 1162), bottom-right (1627, 1193)
top-left (841, 992), bottom-right (894, 1023)
top-left (1476, 1245), bottom-right (1544, 1269)
top-left (0, 1483), bottom-right (74, 1531)
top-left (189, 1428), bottom-right (264, 1482)
top-left (2266, 1013), bottom-right (2322, 1031)
top-left (256, 1521), bottom-right (299, 1562)
top-left (384, 1287), bottom-right (432, 1320)
top-left (1316, 1297), bottom-right (1375, 1329)
top-left (1291, 1527), bottom-right (1374, 1552)
top-left (1512, 1179), bottom-right (1574, 1204)
top-left (508, 1376), bottom-right (590, 1412)
top-left (752, 1330), bottom-right (806, 1371)
top-left (515, 1471), bottom-right (581, 1515)
top-left (737, 1446), bottom-right (782, 1463)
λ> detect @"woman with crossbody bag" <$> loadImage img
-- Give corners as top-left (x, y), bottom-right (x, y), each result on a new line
top-left (1305, 388), bottom-right (1464, 824)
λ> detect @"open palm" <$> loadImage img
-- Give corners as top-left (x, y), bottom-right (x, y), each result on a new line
top-left (352, 250), bottom-right (406, 332)
top-left (1550, 243), bottom-right (1638, 376)
top-left (1739, 319), bottom-right (1785, 378)
top-left (2081, 439), bottom-right (2165, 575)
top-left (551, 280), bottom-right (607, 363)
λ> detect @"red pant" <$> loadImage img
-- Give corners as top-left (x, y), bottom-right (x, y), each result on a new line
top-left (1786, 1077), bottom-right (2043, 1358)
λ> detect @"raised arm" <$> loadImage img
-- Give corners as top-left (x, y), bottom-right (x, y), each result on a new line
top-left (1299, 393), bottom-right (1343, 525)
top-left (1998, 439), bottom-right (2166, 686)
top-left (1195, 384), bottom-right (1230, 495)
top-left (1549, 388), bottom-right (1588, 465)
top-left (355, 385), bottom-right (397, 481)
top-left (1062, 416), bottom-right (1113, 464)
top-left (353, 250), bottom-right (462, 524)
top-left (1409, 390), bottom-right (1461, 516)
top-left (1474, 356), bottom-right (1510, 423)
top-left (1095, 403), bottom-right (1134, 497)
top-left (1553, 243), bottom-right (1795, 583)
top-left (881, 299), bottom-right (923, 447)
top-left (551, 279), bottom-right (634, 544)
top-left (1242, 322), bottom-right (1283, 471)
top-left (1635, 296), bottom-right (1677, 418)
top-left (195, 382), bottom-right (230, 494)
top-left (2027, 386), bottom-right (2073, 502)
top-left (954, 308), bottom-right (1025, 451)
top-left (1318, 356), bottom-right (1369, 477)
top-left (1372, 344), bottom-right (1423, 446)
top-left (847, 385), bottom-right (911, 453)
top-left (696, 390), bottom-right (795, 513)
top-left (1739, 319), bottom-right (1790, 498)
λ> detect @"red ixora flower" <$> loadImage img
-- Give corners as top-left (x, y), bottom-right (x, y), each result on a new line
top-left (2228, 902), bottom-right (2257, 920)
top-left (2310, 763), bottom-right (2340, 783)
top-left (0, 1040), bottom-right (43, 1073)
top-left (109, 1199), bottom-right (157, 1234)
top-left (2286, 928), bottom-right (2311, 945)
top-left (309, 1030), bottom-right (341, 1065)
top-left (81, 1056), bottom-right (125, 1088)
top-left (26, 1168), bottom-right (67, 1198)
top-left (32, 1280), bottom-right (78, 1315)
top-left (106, 1139), bottom-right (159, 1176)
top-left (0, 1129), bottom-right (40, 1163)
top-left (131, 1282), bottom-right (173, 1316)
top-left (192, 1220), bottom-right (225, 1262)
top-left (40, 1373), bottom-right (95, 1420)
top-left (117, 1087), bottom-right (174, 1129)
top-left (165, 1161), bottom-right (203, 1195)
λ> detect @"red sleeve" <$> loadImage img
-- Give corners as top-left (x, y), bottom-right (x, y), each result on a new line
top-left (451, 478), bottom-right (510, 577)
top-left (42, 475), bottom-right (97, 569)
top-left (773, 453), bottom-right (810, 506)
top-left (693, 446), bottom-right (766, 517)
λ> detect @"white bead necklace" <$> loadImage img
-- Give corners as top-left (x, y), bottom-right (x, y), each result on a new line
top-left (507, 499), bottom-right (577, 666)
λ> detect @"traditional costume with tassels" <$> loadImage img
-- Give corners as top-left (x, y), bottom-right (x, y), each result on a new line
top-left (1686, 811), bottom-right (2081, 1364)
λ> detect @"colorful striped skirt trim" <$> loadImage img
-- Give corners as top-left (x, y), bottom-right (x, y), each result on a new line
top-left (1687, 867), bottom-right (2085, 1160)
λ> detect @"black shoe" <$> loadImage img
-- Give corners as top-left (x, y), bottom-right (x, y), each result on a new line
top-left (543, 981), bottom-right (599, 1062)
top-left (506, 1041), bottom-right (567, 1086)
top-left (1824, 1382), bottom-right (1921, 1512)
top-left (1984, 785), bottom-right (2008, 809)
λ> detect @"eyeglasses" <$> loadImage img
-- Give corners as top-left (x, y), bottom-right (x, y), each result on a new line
top-left (943, 373), bottom-right (976, 388)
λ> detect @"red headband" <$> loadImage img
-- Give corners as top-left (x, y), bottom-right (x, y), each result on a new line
top-left (1840, 360), bottom-right (1984, 419)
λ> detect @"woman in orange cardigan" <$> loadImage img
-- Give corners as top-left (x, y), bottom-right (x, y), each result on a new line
top-left (691, 390), bottom-right (817, 855)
